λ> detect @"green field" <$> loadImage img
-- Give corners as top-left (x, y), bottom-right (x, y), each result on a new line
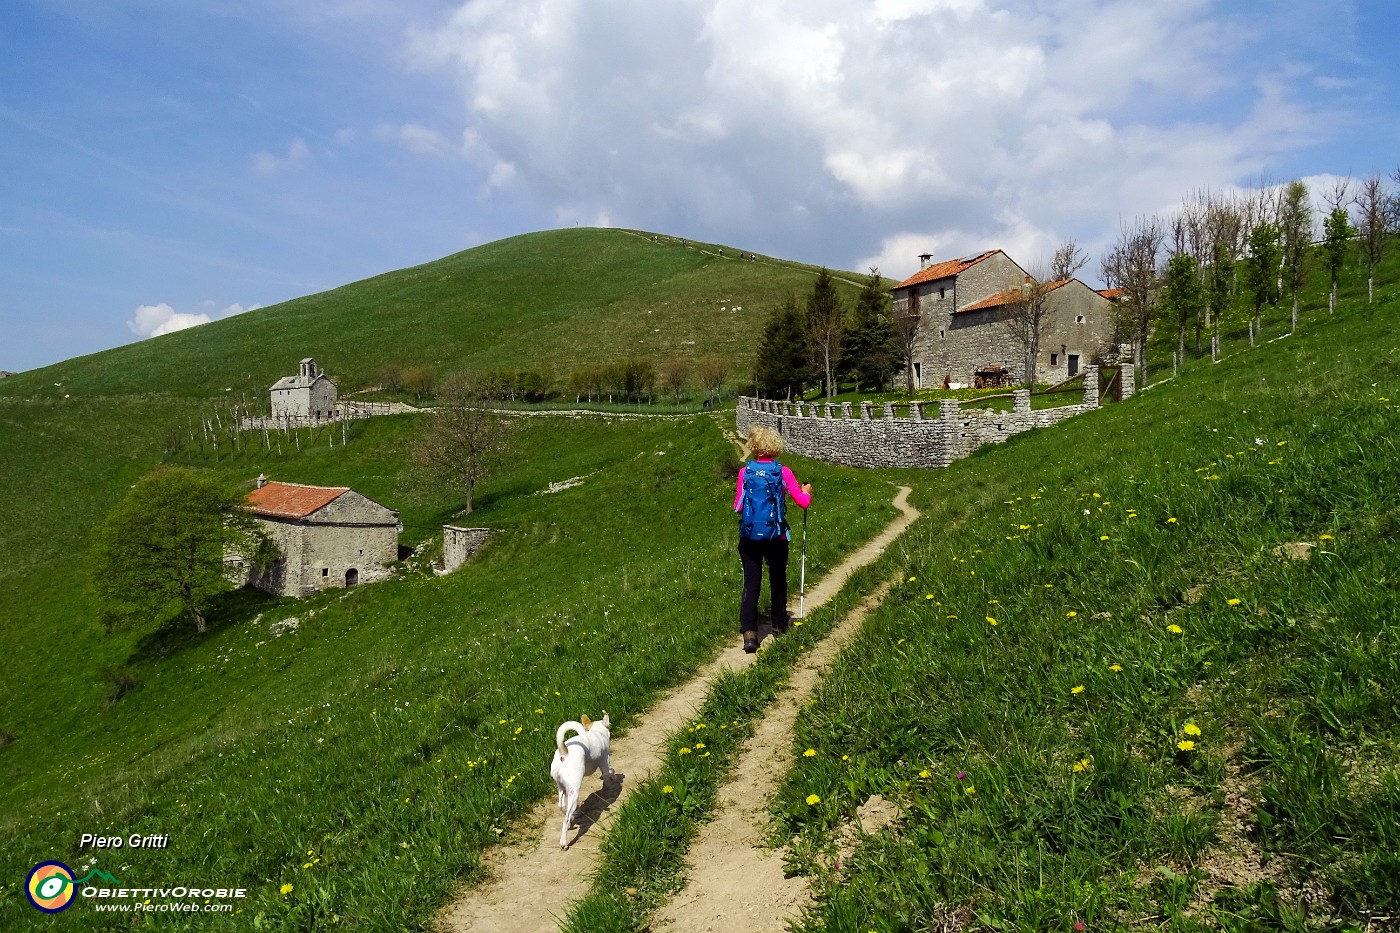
top-left (2, 226), bottom-right (1398, 930)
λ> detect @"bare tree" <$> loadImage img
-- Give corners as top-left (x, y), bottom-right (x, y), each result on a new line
top-left (1278, 179), bottom-right (1314, 331)
top-left (1002, 269), bottom-right (1054, 388)
top-left (412, 371), bottom-right (511, 515)
top-left (1355, 174), bottom-right (1392, 304)
top-left (660, 357), bottom-right (690, 402)
top-left (1049, 239), bottom-right (1089, 282)
top-left (804, 269), bottom-right (845, 400)
top-left (1101, 215), bottom-right (1164, 385)
top-left (892, 287), bottom-right (921, 396)
top-left (696, 354), bottom-right (728, 405)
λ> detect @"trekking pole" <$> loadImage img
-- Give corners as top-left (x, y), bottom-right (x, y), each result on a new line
top-left (799, 507), bottom-right (809, 618)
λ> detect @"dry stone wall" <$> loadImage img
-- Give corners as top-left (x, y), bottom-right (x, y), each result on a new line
top-left (736, 365), bottom-right (1126, 469)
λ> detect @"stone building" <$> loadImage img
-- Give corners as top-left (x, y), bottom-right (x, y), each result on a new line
top-left (891, 250), bottom-right (1120, 388)
top-left (270, 358), bottom-right (338, 420)
top-left (240, 480), bottom-right (400, 597)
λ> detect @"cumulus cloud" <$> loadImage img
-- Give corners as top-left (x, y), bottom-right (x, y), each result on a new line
top-left (410, 0), bottom-right (1346, 281)
top-left (375, 122), bottom-right (451, 155)
top-left (252, 137), bottom-right (311, 175)
top-left (127, 302), bottom-right (254, 339)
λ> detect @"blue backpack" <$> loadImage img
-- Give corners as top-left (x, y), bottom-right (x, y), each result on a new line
top-left (739, 461), bottom-right (788, 541)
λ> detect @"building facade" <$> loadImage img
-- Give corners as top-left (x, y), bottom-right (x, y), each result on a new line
top-left (240, 480), bottom-right (399, 597)
top-left (270, 358), bottom-right (338, 420)
top-left (891, 250), bottom-right (1120, 388)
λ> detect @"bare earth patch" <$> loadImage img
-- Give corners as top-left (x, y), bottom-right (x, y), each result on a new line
top-left (435, 486), bottom-right (919, 933)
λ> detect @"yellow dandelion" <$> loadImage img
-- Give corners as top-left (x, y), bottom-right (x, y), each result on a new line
top-left (1183, 723), bottom-right (1202, 736)
top-left (280, 884), bottom-right (294, 896)
top-left (964, 785), bottom-right (976, 795)
top-left (1071, 685), bottom-right (1085, 694)
top-left (1067, 611), bottom-right (1077, 618)
top-left (694, 742), bottom-right (705, 749)
top-left (806, 794), bottom-right (821, 806)
top-left (919, 769), bottom-right (931, 779)
top-left (803, 748), bottom-right (816, 757)
top-left (926, 594), bottom-right (935, 599)
top-left (1072, 758), bottom-right (1092, 773)
top-left (678, 747), bottom-right (692, 756)
top-left (1320, 534), bottom-right (1334, 541)
top-left (1227, 598), bottom-right (1241, 606)
top-left (1167, 517), bottom-right (1178, 523)
top-left (1109, 663), bottom-right (1122, 672)
top-left (1167, 624), bottom-right (1183, 634)
top-left (1177, 740), bottom-right (1196, 752)
top-left (663, 785), bottom-right (674, 794)
top-left (986, 616), bottom-right (998, 625)
top-left (908, 576), bottom-right (916, 582)
top-left (1100, 535), bottom-right (1110, 541)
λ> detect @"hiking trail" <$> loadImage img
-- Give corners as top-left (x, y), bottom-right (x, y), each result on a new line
top-left (434, 486), bottom-right (919, 933)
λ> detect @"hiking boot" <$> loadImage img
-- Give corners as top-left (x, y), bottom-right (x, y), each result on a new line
top-left (743, 632), bottom-right (759, 653)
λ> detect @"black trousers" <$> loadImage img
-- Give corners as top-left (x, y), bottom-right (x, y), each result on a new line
top-left (738, 536), bottom-right (790, 633)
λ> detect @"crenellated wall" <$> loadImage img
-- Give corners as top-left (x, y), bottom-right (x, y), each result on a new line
top-left (736, 366), bottom-right (1124, 469)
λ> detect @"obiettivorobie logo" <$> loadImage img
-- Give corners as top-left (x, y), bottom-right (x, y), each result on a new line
top-left (25, 862), bottom-right (122, 913)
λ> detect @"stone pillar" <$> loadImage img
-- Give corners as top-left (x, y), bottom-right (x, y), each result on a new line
top-left (840, 402), bottom-right (853, 420)
top-left (1013, 389), bottom-right (1031, 415)
top-left (860, 400), bottom-right (873, 420)
top-left (1083, 366), bottom-right (1100, 407)
top-left (1120, 364), bottom-right (1135, 399)
top-left (825, 402), bottom-right (836, 419)
top-left (939, 399), bottom-right (962, 468)
top-left (909, 400), bottom-right (924, 422)
top-left (885, 401), bottom-right (896, 421)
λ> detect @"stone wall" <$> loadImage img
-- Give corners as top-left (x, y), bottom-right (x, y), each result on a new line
top-left (441, 526), bottom-right (491, 574)
top-left (736, 365), bottom-right (1122, 469)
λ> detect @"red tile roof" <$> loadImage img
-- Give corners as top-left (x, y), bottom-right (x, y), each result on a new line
top-left (1097, 287), bottom-right (1125, 299)
top-left (892, 249), bottom-right (1001, 290)
top-left (956, 287), bottom-right (1022, 313)
top-left (246, 481), bottom-right (350, 519)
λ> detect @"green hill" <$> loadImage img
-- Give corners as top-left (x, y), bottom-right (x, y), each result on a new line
top-left (0, 228), bottom-right (879, 401)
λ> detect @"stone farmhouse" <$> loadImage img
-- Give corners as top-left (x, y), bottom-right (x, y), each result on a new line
top-left (270, 358), bottom-right (338, 420)
top-left (891, 250), bottom-right (1120, 388)
top-left (238, 479), bottom-right (400, 597)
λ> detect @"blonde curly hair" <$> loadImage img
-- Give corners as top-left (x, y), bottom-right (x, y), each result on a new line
top-left (743, 424), bottom-right (784, 460)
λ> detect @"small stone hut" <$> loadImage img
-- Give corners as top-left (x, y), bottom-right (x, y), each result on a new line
top-left (241, 480), bottom-right (400, 597)
top-left (270, 358), bottom-right (338, 420)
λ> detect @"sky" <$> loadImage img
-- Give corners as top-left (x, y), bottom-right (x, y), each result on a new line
top-left (2, 0), bottom-right (1398, 372)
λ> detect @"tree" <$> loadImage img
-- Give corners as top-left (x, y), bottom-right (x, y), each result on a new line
top-left (892, 284), bottom-right (921, 397)
top-left (696, 354), bottom-right (728, 404)
top-left (1278, 180), bottom-right (1313, 331)
top-left (1050, 238), bottom-right (1089, 282)
top-left (1355, 174), bottom-right (1392, 304)
top-left (1159, 253), bottom-right (1204, 364)
top-left (1322, 205), bottom-right (1357, 314)
top-left (402, 365), bottom-right (437, 402)
top-left (804, 268), bottom-right (845, 400)
top-left (1101, 215), bottom-right (1164, 385)
top-left (660, 357), bottom-right (690, 402)
top-left (89, 467), bottom-right (267, 634)
top-left (412, 371), bottom-right (511, 515)
top-left (755, 293), bottom-right (808, 399)
top-left (1002, 269), bottom-right (1053, 388)
top-left (843, 267), bottom-right (900, 391)
top-left (1243, 221), bottom-right (1282, 329)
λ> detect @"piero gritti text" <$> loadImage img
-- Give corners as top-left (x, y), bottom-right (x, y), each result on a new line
top-left (79, 832), bottom-right (170, 850)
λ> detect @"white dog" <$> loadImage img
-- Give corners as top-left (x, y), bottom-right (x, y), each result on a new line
top-left (550, 712), bottom-right (615, 849)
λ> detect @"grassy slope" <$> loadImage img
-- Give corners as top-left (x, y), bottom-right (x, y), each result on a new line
top-left (773, 261), bottom-right (1400, 930)
top-left (0, 228), bottom-right (877, 401)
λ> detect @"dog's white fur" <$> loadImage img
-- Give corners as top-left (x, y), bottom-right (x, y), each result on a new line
top-left (549, 712), bottom-right (615, 849)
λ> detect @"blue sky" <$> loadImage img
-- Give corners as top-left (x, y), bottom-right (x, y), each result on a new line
top-left (2, 0), bottom-right (1398, 372)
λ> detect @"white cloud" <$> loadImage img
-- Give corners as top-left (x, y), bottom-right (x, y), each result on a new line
top-left (411, 0), bottom-right (1352, 282)
top-left (375, 122), bottom-right (451, 155)
top-left (127, 301), bottom-right (254, 338)
top-left (251, 137), bottom-right (311, 175)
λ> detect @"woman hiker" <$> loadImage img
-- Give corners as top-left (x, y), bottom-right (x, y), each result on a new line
top-left (733, 424), bottom-right (812, 653)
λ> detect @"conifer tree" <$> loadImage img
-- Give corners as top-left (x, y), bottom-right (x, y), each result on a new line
top-left (843, 268), bottom-right (900, 391)
top-left (756, 293), bottom-right (809, 399)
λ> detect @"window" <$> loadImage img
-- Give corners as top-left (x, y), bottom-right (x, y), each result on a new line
top-left (939, 329), bottom-right (945, 339)
top-left (1050, 352), bottom-right (1059, 366)
top-left (913, 362), bottom-right (922, 387)
top-left (939, 287), bottom-right (946, 299)
top-left (1076, 315), bottom-right (1085, 324)
top-left (322, 568), bottom-right (329, 577)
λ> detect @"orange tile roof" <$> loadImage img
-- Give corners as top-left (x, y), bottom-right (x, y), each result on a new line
top-left (246, 481), bottom-right (350, 519)
top-left (956, 287), bottom-right (1022, 313)
top-left (892, 249), bottom-right (1001, 290)
top-left (1097, 287), bottom-right (1125, 299)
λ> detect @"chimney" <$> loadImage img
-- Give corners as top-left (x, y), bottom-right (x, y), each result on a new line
top-left (1022, 274), bottom-right (1032, 296)
top-left (918, 252), bottom-right (933, 270)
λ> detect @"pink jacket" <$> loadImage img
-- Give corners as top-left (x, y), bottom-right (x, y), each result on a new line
top-left (733, 459), bottom-right (812, 513)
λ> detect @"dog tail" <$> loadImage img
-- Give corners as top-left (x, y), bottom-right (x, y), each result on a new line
top-left (555, 720), bottom-right (585, 757)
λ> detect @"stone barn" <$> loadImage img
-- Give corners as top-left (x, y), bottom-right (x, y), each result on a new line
top-left (270, 358), bottom-right (338, 420)
top-left (241, 480), bottom-right (400, 597)
top-left (890, 250), bottom-right (1120, 388)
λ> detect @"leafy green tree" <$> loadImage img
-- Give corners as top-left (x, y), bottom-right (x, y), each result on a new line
top-left (1101, 215), bottom-right (1164, 385)
top-left (1244, 220), bottom-right (1282, 329)
top-left (1160, 253), bottom-right (1204, 362)
top-left (1322, 206), bottom-right (1357, 314)
top-left (1278, 180), bottom-right (1313, 330)
top-left (804, 268), bottom-right (845, 400)
top-left (756, 293), bottom-right (808, 399)
top-left (843, 267), bottom-right (900, 391)
top-left (1207, 239), bottom-right (1237, 353)
top-left (89, 467), bottom-right (267, 634)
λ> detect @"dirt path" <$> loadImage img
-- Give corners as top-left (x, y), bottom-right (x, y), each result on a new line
top-left (434, 486), bottom-right (919, 933)
top-left (653, 487), bottom-right (918, 933)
